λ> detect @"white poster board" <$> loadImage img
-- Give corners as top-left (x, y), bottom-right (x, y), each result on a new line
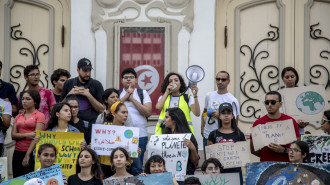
top-left (259, 85), bottom-right (328, 125)
top-left (91, 124), bottom-right (139, 157)
top-left (205, 141), bottom-right (250, 168)
top-left (251, 119), bottom-right (297, 151)
top-left (147, 134), bottom-right (191, 181)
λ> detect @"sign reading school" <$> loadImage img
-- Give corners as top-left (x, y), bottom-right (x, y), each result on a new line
top-left (147, 134), bottom-right (191, 181)
top-left (91, 124), bottom-right (139, 157)
top-left (35, 131), bottom-right (84, 178)
top-left (250, 119), bottom-right (297, 151)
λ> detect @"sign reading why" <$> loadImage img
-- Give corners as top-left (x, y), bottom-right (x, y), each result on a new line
top-left (147, 134), bottom-right (191, 181)
top-left (35, 131), bottom-right (84, 178)
top-left (301, 135), bottom-right (330, 164)
top-left (91, 124), bottom-right (139, 157)
top-left (259, 85), bottom-right (327, 124)
top-left (1, 164), bottom-right (64, 185)
top-left (205, 141), bottom-right (250, 169)
top-left (250, 119), bottom-right (297, 151)
top-left (0, 157), bottom-right (7, 183)
top-left (185, 173), bottom-right (240, 185)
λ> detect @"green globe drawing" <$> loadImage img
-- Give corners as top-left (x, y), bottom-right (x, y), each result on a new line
top-left (296, 91), bottom-right (325, 115)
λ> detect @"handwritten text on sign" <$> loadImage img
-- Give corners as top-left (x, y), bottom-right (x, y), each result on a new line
top-left (206, 141), bottom-right (250, 169)
top-left (147, 134), bottom-right (191, 181)
top-left (251, 119), bottom-right (297, 151)
top-left (301, 135), bottom-right (330, 164)
top-left (35, 131), bottom-right (84, 178)
top-left (91, 124), bottom-right (139, 157)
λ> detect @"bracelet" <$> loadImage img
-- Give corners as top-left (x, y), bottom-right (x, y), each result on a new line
top-left (194, 96), bottom-right (198, 98)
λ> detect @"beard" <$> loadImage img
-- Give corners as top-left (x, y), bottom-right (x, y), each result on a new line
top-left (79, 73), bottom-right (90, 83)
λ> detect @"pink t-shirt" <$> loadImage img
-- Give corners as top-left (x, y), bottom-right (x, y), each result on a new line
top-left (18, 87), bottom-right (56, 127)
top-left (14, 109), bottom-right (46, 151)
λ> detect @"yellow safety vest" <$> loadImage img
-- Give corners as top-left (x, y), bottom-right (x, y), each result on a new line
top-left (154, 94), bottom-right (195, 135)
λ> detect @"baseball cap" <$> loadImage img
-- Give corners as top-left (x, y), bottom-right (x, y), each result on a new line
top-left (77, 58), bottom-right (93, 71)
top-left (218, 103), bottom-right (233, 113)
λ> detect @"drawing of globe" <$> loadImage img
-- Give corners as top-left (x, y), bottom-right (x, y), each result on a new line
top-left (296, 91), bottom-right (325, 115)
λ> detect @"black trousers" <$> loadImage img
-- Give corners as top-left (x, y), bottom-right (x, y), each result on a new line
top-left (12, 150), bottom-right (35, 178)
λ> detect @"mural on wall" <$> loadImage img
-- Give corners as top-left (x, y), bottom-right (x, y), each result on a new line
top-left (10, 24), bottom-right (49, 93)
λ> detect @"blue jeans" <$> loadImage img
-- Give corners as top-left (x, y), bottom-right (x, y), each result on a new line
top-left (131, 136), bottom-right (147, 176)
top-left (203, 136), bottom-right (208, 160)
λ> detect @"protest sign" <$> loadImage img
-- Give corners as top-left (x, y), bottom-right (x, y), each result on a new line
top-left (185, 173), bottom-right (240, 185)
top-left (91, 124), bottom-right (139, 157)
top-left (250, 119), bottom-right (297, 151)
top-left (35, 131), bottom-right (84, 178)
top-left (301, 135), bottom-right (330, 164)
top-left (259, 85), bottom-right (327, 125)
top-left (205, 141), bottom-right (250, 168)
top-left (147, 134), bottom-right (191, 181)
top-left (103, 172), bottom-right (173, 185)
top-left (0, 158), bottom-right (7, 183)
top-left (0, 164), bottom-right (64, 185)
top-left (246, 162), bottom-right (330, 184)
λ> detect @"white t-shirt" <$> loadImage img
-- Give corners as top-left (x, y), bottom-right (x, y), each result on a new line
top-left (157, 94), bottom-right (195, 108)
top-left (0, 99), bottom-right (12, 143)
top-left (203, 91), bottom-right (240, 139)
top-left (120, 88), bottom-right (151, 137)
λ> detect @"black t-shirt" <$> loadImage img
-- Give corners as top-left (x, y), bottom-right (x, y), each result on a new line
top-left (68, 174), bottom-right (102, 185)
top-left (72, 119), bottom-right (92, 144)
top-left (208, 129), bottom-right (246, 143)
top-left (60, 77), bottom-right (104, 123)
top-left (53, 93), bottom-right (61, 103)
top-left (0, 80), bottom-right (18, 106)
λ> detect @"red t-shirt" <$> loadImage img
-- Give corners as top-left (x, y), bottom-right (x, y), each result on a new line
top-left (250, 114), bottom-right (300, 162)
top-left (14, 109), bottom-right (45, 151)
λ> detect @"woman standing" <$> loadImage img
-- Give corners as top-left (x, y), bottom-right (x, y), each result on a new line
top-left (155, 73), bottom-right (200, 135)
top-left (163, 107), bottom-right (199, 177)
top-left (68, 148), bottom-right (103, 185)
top-left (12, 90), bottom-right (45, 177)
top-left (288, 141), bottom-right (309, 163)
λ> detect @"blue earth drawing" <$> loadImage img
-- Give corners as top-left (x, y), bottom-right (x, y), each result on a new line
top-left (296, 91), bottom-right (325, 115)
top-left (124, 129), bottom-right (134, 139)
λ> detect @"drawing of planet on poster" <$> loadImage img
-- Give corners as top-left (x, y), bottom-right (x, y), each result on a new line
top-left (296, 91), bottom-right (325, 115)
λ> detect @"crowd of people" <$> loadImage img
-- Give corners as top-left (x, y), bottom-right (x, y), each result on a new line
top-left (0, 58), bottom-right (329, 185)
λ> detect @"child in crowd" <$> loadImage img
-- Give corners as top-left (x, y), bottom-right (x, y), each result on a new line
top-left (207, 103), bottom-right (245, 185)
top-left (68, 148), bottom-right (103, 185)
top-left (288, 141), bottom-right (309, 163)
top-left (108, 147), bottom-right (132, 179)
top-left (201, 158), bottom-right (223, 174)
top-left (37, 143), bottom-right (67, 184)
top-left (140, 155), bottom-right (179, 185)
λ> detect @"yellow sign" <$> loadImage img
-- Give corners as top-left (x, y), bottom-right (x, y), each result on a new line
top-left (35, 131), bottom-right (84, 178)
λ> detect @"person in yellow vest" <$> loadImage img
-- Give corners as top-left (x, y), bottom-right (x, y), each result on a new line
top-left (155, 72), bottom-right (200, 135)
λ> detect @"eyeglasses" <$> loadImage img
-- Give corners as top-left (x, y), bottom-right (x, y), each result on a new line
top-left (288, 148), bottom-right (301, 153)
top-left (28, 73), bottom-right (41, 77)
top-left (207, 167), bottom-right (220, 171)
top-left (321, 118), bottom-right (330, 125)
top-left (264, 100), bottom-right (279, 105)
top-left (71, 106), bottom-right (79, 110)
top-left (123, 76), bottom-right (135, 80)
top-left (216, 78), bottom-right (227, 82)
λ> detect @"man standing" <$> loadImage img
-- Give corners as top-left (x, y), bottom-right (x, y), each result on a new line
top-left (18, 65), bottom-right (56, 125)
top-left (119, 68), bottom-right (152, 175)
top-left (0, 61), bottom-right (18, 115)
top-left (50, 68), bottom-right (71, 103)
top-left (60, 58), bottom-right (104, 124)
top-left (250, 91), bottom-right (300, 162)
top-left (201, 71), bottom-right (240, 158)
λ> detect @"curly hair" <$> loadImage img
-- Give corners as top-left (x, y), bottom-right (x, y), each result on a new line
top-left (144, 155), bottom-right (166, 174)
top-left (50, 68), bottom-right (71, 87)
top-left (161, 73), bottom-right (187, 94)
top-left (201, 157), bottom-right (223, 173)
top-left (24, 65), bottom-right (39, 77)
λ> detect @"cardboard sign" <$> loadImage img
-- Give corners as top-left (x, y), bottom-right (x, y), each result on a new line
top-left (246, 162), bottom-right (330, 184)
top-left (301, 135), bottom-right (330, 164)
top-left (205, 141), bottom-right (250, 168)
top-left (251, 119), bottom-right (297, 151)
top-left (259, 85), bottom-right (328, 125)
top-left (147, 134), bottom-right (191, 181)
top-left (35, 131), bottom-right (84, 178)
top-left (103, 172), bottom-right (173, 185)
top-left (1, 164), bottom-right (64, 185)
top-left (91, 124), bottom-right (139, 157)
top-left (0, 157), bottom-right (7, 183)
top-left (185, 173), bottom-right (240, 185)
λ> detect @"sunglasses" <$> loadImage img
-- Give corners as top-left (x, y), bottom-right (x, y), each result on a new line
top-left (215, 78), bottom-right (227, 82)
top-left (288, 148), bottom-right (301, 153)
top-left (264, 100), bottom-right (279, 105)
